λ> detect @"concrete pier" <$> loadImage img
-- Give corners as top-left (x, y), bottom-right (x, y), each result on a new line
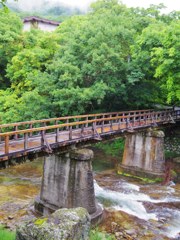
top-left (121, 129), bottom-right (165, 178)
top-left (35, 148), bottom-right (103, 224)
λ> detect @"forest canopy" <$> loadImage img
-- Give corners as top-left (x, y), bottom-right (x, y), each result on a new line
top-left (0, 0), bottom-right (179, 123)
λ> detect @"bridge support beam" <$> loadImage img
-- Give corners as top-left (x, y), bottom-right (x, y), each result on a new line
top-left (35, 148), bottom-right (103, 224)
top-left (120, 129), bottom-right (165, 178)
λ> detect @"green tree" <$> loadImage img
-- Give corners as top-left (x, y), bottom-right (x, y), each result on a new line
top-left (6, 29), bottom-right (59, 93)
top-left (151, 20), bottom-right (180, 104)
top-left (47, 0), bottom-right (137, 114)
top-left (130, 19), bottom-right (180, 106)
top-left (0, 9), bottom-right (22, 88)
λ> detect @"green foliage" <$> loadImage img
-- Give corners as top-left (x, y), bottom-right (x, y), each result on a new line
top-left (90, 228), bottom-right (115, 240)
top-left (95, 138), bottom-right (125, 157)
top-left (131, 19), bottom-right (180, 106)
top-left (0, 225), bottom-right (16, 240)
top-left (165, 151), bottom-right (179, 159)
top-left (34, 218), bottom-right (47, 226)
top-left (0, 0), bottom-right (179, 123)
top-left (0, 9), bottom-right (22, 88)
top-left (151, 21), bottom-right (180, 104)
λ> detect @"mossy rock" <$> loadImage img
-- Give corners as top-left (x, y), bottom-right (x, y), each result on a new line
top-left (16, 208), bottom-right (90, 240)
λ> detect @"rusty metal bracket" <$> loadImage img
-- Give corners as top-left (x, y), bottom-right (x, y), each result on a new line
top-left (93, 126), bottom-right (102, 141)
top-left (151, 115), bottom-right (158, 127)
top-left (168, 113), bottom-right (175, 123)
top-left (127, 119), bottom-right (134, 130)
top-left (42, 132), bottom-right (53, 153)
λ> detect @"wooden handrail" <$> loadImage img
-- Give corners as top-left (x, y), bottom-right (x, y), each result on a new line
top-left (0, 109), bottom-right (179, 161)
top-left (0, 109), bottom-right (155, 129)
top-left (0, 110), bottom-right (177, 137)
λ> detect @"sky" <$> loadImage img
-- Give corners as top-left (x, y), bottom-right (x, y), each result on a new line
top-left (9, 0), bottom-right (180, 12)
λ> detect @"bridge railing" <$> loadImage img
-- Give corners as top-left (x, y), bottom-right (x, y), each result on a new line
top-left (0, 109), bottom-right (154, 139)
top-left (0, 109), bottom-right (179, 159)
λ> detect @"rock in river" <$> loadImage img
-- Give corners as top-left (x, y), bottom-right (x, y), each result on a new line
top-left (16, 207), bottom-right (90, 240)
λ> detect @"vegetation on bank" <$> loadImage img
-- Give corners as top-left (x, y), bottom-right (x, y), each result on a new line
top-left (90, 228), bottom-right (115, 240)
top-left (0, 224), bottom-right (114, 240)
top-left (95, 138), bottom-right (125, 158)
top-left (0, 0), bottom-right (179, 123)
top-left (0, 225), bottom-right (15, 240)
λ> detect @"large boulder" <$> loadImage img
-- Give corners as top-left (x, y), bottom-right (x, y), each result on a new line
top-left (16, 207), bottom-right (90, 240)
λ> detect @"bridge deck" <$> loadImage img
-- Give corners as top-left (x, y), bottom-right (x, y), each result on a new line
top-left (0, 109), bottom-right (179, 162)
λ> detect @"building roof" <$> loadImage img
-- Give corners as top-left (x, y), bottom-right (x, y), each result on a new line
top-left (23, 16), bottom-right (60, 26)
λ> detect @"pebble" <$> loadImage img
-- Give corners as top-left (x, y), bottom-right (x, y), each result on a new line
top-left (115, 232), bottom-right (123, 237)
top-left (125, 229), bottom-right (136, 235)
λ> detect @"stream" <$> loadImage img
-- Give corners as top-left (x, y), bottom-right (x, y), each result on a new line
top-left (0, 148), bottom-right (179, 239)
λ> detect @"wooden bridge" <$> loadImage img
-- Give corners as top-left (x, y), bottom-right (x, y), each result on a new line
top-left (0, 109), bottom-right (179, 163)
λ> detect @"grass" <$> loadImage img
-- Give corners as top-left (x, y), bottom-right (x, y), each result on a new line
top-left (90, 228), bottom-right (115, 240)
top-left (0, 225), bottom-right (16, 240)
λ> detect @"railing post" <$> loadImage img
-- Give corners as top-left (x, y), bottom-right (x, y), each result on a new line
top-left (92, 122), bottom-right (96, 136)
top-left (5, 135), bottom-right (9, 155)
top-left (41, 130), bottom-right (45, 146)
top-left (144, 115), bottom-right (147, 125)
top-left (85, 117), bottom-right (88, 128)
top-left (55, 128), bottom-right (59, 143)
top-left (122, 113), bottom-right (125, 123)
top-left (76, 119), bottom-right (79, 129)
top-left (118, 117), bottom-right (121, 130)
top-left (0, 128), bottom-right (1, 144)
top-left (110, 119), bottom-right (113, 131)
top-left (24, 133), bottom-right (28, 150)
top-left (66, 119), bottom-right (69, 130)
top-left (133, 116), bottom-right (136, 127)
top-left (81, 124), bottom-right (84, 137)
top-left (42, 122), bottom-right (46, 127)
top-left (116, 114), bottom-right (118, 123)
top-left (14, 126), bottom-right (18, 140)
top-left (126, 118), bottom-right (128, 129)
top-left (101, 115), bottom-right (104, 133)
top-left (69, 126), bottom-right (72, 140)
top-left (109, 115), bottom-right (112, 125)
top-left (29, 124), bottom-right (33, 137)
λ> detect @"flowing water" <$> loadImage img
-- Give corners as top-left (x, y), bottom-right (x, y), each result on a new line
top-left (0, 149), bottom-right (179, 239)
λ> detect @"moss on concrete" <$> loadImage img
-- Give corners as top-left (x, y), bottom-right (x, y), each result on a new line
top-left (117, 170), bottom-right (163, 183)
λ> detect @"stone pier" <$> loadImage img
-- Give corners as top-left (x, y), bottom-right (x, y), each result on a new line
top-left (35, 148), bottom-right (103, 224)
top-left (121, 129), bottom-right (165, 178)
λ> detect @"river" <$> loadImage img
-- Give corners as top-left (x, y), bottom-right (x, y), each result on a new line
top-left (0, 147), bottom-right (179, 239)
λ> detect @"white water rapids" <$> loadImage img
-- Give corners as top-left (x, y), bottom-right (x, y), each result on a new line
top-left (94, 180), bottom-right (180, 239)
